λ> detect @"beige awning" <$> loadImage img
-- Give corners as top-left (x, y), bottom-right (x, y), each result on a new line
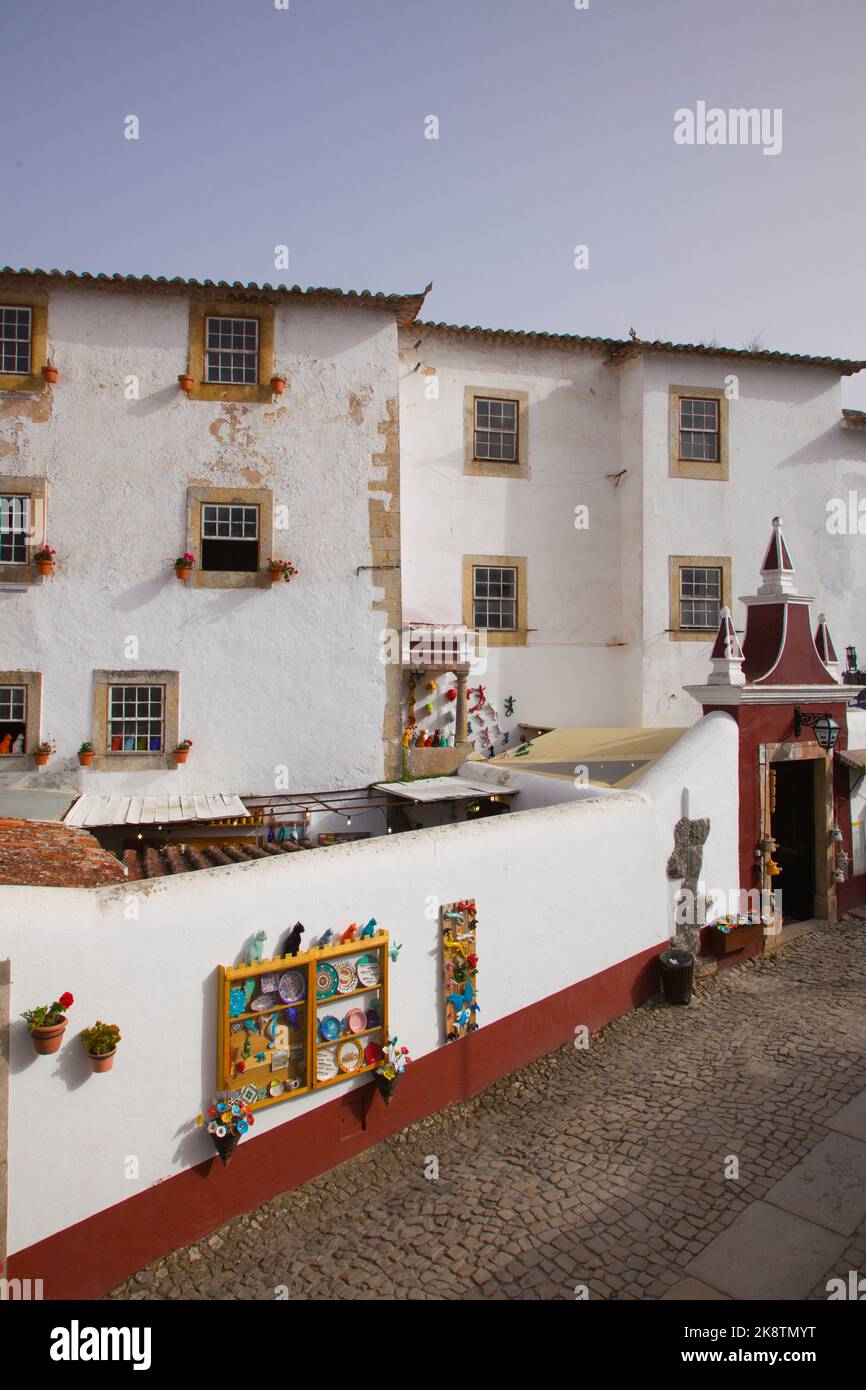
top-left (373, 776), bottom-right (519, 803)
top-left (839, 748), bottom-right (866, 770)
top-left (64, 792), bottom-right (249, 828)
top-left (489, 726), bottom-right (689, 788)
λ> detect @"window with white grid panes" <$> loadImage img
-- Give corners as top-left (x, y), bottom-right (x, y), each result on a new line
top-left (679, 566), bottom-right (722, 629)
top-left (678, 398), bottom-right (720, 462)
top-left (473, 565), bottom-right (517, 630)
top-left (474, 397), bottom-right (518, 462)
top-left (0, 685), bottom-right (26, 748)
top-left (0, 494), bottom-right (30, 563)
top-left (108, 685), bottom-right (165, 753)
top-left (0, 306), bottom-right (32, 376)
top-left (204, 316), bottom-right (259, 385)
top-left (200, 503), bottom-right (260, 572)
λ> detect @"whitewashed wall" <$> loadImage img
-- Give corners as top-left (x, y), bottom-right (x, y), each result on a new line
top-left (0, 710), bottom-right (739, 1255)
top-left (0, 287), bottom-right (400, 795)
top-left (398, 328), bottom-right (635, 729)
top-left (845, 707), bottom-right (866, 877)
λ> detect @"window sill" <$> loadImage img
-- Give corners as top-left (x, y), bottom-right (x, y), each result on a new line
top-left (90, 753), bottom-right (177, 772)
top-left (670, 457), bottom-right (729, 482)
top-left (670, 628), bottom-right (718, 643)
top-left (0, 754), bottom-right (35, 764)
top-left (189, 569), bottom-right (269, 590)
top-left (465, 458), bottom-right (530, 480)
top-left (185, 381), bottom-right (274, 405)
top-left (477, 629), bottom-right (528, 648)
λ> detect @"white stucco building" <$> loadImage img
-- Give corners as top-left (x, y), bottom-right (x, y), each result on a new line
top-left (398, 320), bottom-right (866, 744)
top-left (0, 269), bottom-right (422, 804)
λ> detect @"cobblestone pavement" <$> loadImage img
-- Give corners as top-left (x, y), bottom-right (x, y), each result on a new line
top-left (110, 917), bottom-right (866, 1301)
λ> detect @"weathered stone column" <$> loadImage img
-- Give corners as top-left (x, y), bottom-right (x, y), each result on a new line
top-left (455, 670), bottom-right (470, 745)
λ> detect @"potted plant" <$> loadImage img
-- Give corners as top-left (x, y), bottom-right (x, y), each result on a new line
top-left (33, 544), bottom-right (56, 577)
top-left (174, 551), bottom-right (195, 581)
top-left (33, 739), bottom-right (55, 767)
top-left (42, 361), bottom-right (59, 385)
top-left (80, 1021), bottom-right (121, 1073)
top-left (266, 558), bottom-right (299, 584)
top-left (178, 372), bottom-right (194, 393)
top-left (196, 1095), bottom-right (255, 1167)
top-left (270, 374), bottom-right (287, 396)
top-left (21, 992), bottom-right (74, 1054)
top-left (373, 1035), bottom-right (411, 1105)
top-left (78, 741), bottom-right (94, 767)
top-left (174, 738), bottom-right (192, 764)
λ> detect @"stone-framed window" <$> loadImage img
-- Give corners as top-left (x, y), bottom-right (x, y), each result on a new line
top-left (669, 386), bottom-right (730, 481)
top-left (185, 299), bottom-right (275, 403)
top-left (0, 670), bottom-right (42, 756)
top-left (90, 670), bottom-right (180, 772)
top-left (0, 475), bottom-right (47, 585)
top-left (185, 486), bottom-right (273, 589)
top-left (462, 553), bottom-right (528, 647)
top-left (669, 555), bottom-right (732, 642)
top-left (463, 386), bottom-right (529, 479)
top-left (0, 294), bottom-right (48, 394)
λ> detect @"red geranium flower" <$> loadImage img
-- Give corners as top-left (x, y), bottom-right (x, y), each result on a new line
top-left (59, 992), bottom-right (74, 1009)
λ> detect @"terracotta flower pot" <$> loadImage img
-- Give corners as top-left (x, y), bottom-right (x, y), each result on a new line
top-left (175, 564), bottom-right (191, 582)
top-left (78, 751), bottom-right (94, 766)
top-left (174, 749), bottom-right (189, 764)
top-left (267, 570), bottom-right (282, 584)
top-left (42, 365), bottom-right (59, 384)
top-left (34, 752), bottom-right (51, 767)
top-left (211, 1131), bottom-right (240, 1168)
top-left (36, 559), bottom-right (54, 577)
top-left (87, 1048), bottom-right (116, 1074)
top-left (178, 374), bottom-right (194, 393)
top-left (271, 376), bottom-right (287, 396)
top-left (30, 1017), bottom-right (68, 1055)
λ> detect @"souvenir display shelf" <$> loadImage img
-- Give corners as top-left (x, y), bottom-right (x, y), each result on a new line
top-left (218, 932), bottom-right (389, 1112)
top-left (314, 938), bottom-right (389, 1090)
top-left (441, 899), bottom-right (478, 1042)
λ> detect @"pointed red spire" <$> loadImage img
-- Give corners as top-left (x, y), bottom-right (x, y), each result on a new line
top-left (814, 613), bottom-right (839, 671)
top-left (708, 606), bottom-right (745, 685)
top-left (758, 516), bottom-right (797, 595)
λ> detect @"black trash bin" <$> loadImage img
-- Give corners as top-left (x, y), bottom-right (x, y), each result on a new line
top-left (658, 948), bottom-right (695, 1005)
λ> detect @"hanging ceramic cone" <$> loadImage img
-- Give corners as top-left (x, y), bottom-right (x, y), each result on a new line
top-left (211, 1131), bottom-right (240, 1168)
top-left (374, 1072), bottom-right (400, 1105)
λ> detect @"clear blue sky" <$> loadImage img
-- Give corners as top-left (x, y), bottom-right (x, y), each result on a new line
top-left (6, 0), bottom-right (866, 403)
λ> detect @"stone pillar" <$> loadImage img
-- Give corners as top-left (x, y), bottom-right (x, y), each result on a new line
top-left (455, 670), bottom-right (470, 745)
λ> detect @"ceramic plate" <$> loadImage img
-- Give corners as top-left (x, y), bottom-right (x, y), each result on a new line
top-left (345, 1007), bottom-right (366, 1034)
top-left (337, 1040), bottom-right (363, 1073)
top-left (336, 962), bottom-right (356, 994)
top-left (268, 1080), bottom-right (284, 1098)
top-left (316, 963), bottom-right (339, 999)
top-left (278, 970), bottom-right (305, 1004)
top-left (317, 1049), bottom-right (339, 1082)
top-left (319, 1015), bottom-right (341, 1042)
top-left (251, 992), bottom-right (278, 1012)
top-left (356, 953), bottom-right (380, 987)
top-left (260, 973), bottom-right (278, 994)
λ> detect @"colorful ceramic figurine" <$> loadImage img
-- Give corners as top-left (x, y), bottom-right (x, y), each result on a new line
top-left (359, 918), bottom-right (377, 939)
top-left (388, 942), bottom-right (402, 963)
top-left (244, 930), bottom-right (267, 966)
top-left (317, 929), bottom-right (334, 947)
top-left (280, 921), bottom-right (305, 957)
top-left (339, 922), bottom-right (358, 943)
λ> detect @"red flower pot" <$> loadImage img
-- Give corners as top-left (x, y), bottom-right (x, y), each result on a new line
top-left (36, 559), bottom-right (54, 577)
top-left (175, 564), bottom-right (191, 582)
top-left (30, 1018), bottom-right (68, 1054)
top-left (78, 751), bottom-right (94, 766)
top-left (178, 374), bottom-right (194, 393)
top-left (271, 376), bottom-right (287, 396)
top-left (174, 749), bottom-right (189, 764)
top-left (34, 751), bottom-right (51, 767)
top-left (42, 365), bottom-right (59, 385)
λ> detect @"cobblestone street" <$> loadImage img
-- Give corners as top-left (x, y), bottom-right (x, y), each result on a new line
top-left (110, 917), bottom-right (866, 1301)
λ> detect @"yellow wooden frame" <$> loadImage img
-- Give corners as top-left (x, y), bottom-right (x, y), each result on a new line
top-left (186, 299), bottom-right (276, 403)
top-left (0, 293), bottom-right (48, 393)
top-left (218, 930), bottom-right (390, 1111)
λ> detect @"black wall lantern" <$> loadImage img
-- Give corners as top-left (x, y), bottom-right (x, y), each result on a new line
top-left (793, 708), bottom-right (840, 750)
